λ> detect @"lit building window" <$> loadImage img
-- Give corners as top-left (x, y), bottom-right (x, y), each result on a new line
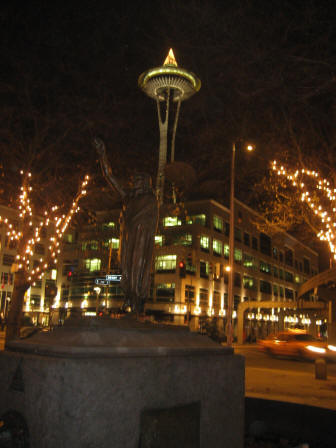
top-left (243, 253), bottom-right (256, 270)
top-left (260, 261), bottom-right (272, 275)
top-left (155, 235), bottom-right (164, 246)
top-left (213, 239), bottom-right (222, 255)
top-left (82, 240), bottom-right (99, 251)
top-left (199, 288), bottom-right (208, 306)
top-left (51, 269), bottom-right (57, 280)
top-left (85, 258), bottom-right (101, 272)
top-left (173, 234), bottom-right (192, 246)
top-left (187, 214), bottom-right (206, 226)
top-left (200, 235), bottom-right (209, 251)
top-left (234, 248), bottom-right (242, 263)
top-left (213, 215), bottom-right (223, 232)
top-left (155, 255), bottom-right (177, 272)
top-left (163, 216), bottom-right (182, 227)
top-left (243, 275), bottom-right (256, 290)
top-left (156, 283), bottom-right (175, 302)
top-left (63, 233), bottom-right (73, 243)
top-left (102, 221), bottom-right (115, 231)
top-left (224, 244), bottom-right (230, 259)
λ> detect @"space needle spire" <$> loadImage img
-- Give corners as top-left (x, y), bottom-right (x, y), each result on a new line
top-left (138, 49), bottom-right (201, 204)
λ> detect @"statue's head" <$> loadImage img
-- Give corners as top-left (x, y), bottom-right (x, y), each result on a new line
top-left (130, 173), bottom-right (153, 195)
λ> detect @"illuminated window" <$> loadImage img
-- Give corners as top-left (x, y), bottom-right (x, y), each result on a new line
top-left (156, 283), bottom-right (175, 302)
top-left (85, 258), bottom-right (101, 272)
top-left (243, 275), bottom-right (256, 290)
top-left (234, 248), bottom-right (242, 263)
top-left (155, 255), bottom-right (176, 272)
top-left (155, 235), bottom-right (164, 246)
top-left (260, 261), bottom-right (271, 275)
top-left (173, 234), bottom-right (192, 246)
top-left (213, 239), bottom-right (222, 255)
top-left (82, 240), bottom-right (99, 251)
top-left (200, 261), bottom-right (209, 278)
top-left (213, 215), bottom-right (223, 232)
top-left (200, 235), bottom-right (209, 251)
top-left (243, 253), bottom-right (256, 270)
top-left (51, 269), bottom-right (57, 280)
top-left (187, 214), bottom-right (206, 226)
top-left (163, 216), bottom-right (182, 227)
top-left (102, 221), bottom-right (115, 231)
top-left (224, 244), bottom-right (230, 259)
top-left (295, 275), bottom-right (301, 284)
top-left (63, 233), bottom-right (73, 243)
top-left (110, 238), bottom-right (119, 249)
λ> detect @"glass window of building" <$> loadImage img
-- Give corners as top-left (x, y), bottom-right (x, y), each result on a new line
top-left (185, 285), bottom-right (195, 303)
top-left (244, 232), bottom-right (250, 246)
top-left (163, 216), bottom-right (182, 227)
top-left (173, 234), bottom-right (192, 246)
top-left (102, 221), bottom-right (115, 230)
top-left (273, 247), bottom-right (278, 259)
top-left (243, 275), bottom-right (256, 290)
top-left (234, 227), bottom-right (242, 242)
top-left (200, 261), bottom-right (209, 278)
top-left (225, 222), bottom-right (230, 236)
top-left (234, 295), bottom-right (241, 309)
top-left (155, 235), bottom-right (163, 247)
top-left (213, 239), bottom-right (222, 256)
top-left (200, 235), bottom-right (209, 251)
top-left (213, 215), bottom-right (223, 232)
top-left (213, 290), bottom-right (220, 308)
top-left (187, 214), bottom-right (206, 226)
top-left (273, 266), bottom-right (278, 277)
top-left (243, 253), bottom-right (257, 270)
top-left (285, 271), bottom-right (293, 283)
top-left (82, 240), bottom-right (99, 251)
top-left (224, 244), bottom-right (230, 259)
top-left (273, 284), bottom-right (278, 296)
top-left (234, 248), bottom-right (242, 264)
top-left (279, 251), bottom-right (284, 263)
top-left (155, 255), bottom-right (176, 272)
top-left (259, 233), bottom-right (272, 256)
top-left (260, 280), bottom-right (271, 294)
top-left (234, 272), bottom-right (241, 287)
top-left (3, 254), bottom-right (14, 266)
top-left (279, 286), bottom-right (284, 298)
top-left (303, 258), bottom-right (310, 275)
top-left (199, 288), bottom-right (208, 305)
top-left (299, 262), bottom-right (303, 272)
top-left (103, 238), bottom-right (119, 250)
top-left (285, 288), bottom-right (294, 299)
top-left (260, 261), bottom-right (272, 275)
top-left (285, 248), bottom-right (293, 266)
top-left (279, 268), bottom-right (284, 279)
top-left (156, 283), bottom-right (175, 303)
top-left (85, 258), bottom-right (101, 272)
top-left (252, 237), bottom-right (258, 251)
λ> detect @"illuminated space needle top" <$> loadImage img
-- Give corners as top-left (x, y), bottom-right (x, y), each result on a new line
top-left (138, 49), bottom-right (201, 204)
top-left (138, 49), bottom-right (201, 101)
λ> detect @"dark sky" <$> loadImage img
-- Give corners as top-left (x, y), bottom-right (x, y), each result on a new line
top-left (1, 1), bottom-right (336, 209)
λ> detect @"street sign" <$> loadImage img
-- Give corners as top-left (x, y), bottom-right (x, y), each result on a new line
top-left (106, 274), bottom-right (122, 282)
top-left (95, 278), bottom-right (109, 286)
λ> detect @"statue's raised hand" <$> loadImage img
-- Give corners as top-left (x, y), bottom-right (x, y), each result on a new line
top-left (92, 137), bottom-right (106, 156)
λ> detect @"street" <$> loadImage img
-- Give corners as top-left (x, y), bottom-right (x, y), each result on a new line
top-left (235, 344), bottom-right (336, 410)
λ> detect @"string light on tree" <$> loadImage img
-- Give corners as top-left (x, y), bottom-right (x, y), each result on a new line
top-left (272, 160), bottom-right (336, 259)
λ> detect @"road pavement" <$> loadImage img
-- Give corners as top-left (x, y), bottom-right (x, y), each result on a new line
top-left (234, 343), bottom-right (336, 410)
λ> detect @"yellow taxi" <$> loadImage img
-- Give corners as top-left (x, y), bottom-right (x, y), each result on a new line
top-left (258, 329), bottom-right (336, 361)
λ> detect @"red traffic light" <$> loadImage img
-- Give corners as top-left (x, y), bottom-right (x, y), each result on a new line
top-left (179, 261), bottom-right (185, 268)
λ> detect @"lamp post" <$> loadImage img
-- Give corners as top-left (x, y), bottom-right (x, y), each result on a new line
top-left (227, 142), bottom-right (254, 346)
top-left (94, 286), bottom-right (101, 317)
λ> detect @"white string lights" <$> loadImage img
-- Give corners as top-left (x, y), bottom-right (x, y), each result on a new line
top-left (0, 172), bottom-right (90, 284)
top-left (272, 160), bottom-right (336, 259)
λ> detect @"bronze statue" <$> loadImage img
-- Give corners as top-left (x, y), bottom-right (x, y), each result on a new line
top-left (93, 138), bottom-right (159, 315)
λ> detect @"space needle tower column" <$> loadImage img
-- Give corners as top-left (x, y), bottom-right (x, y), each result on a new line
top-left (138, 49), bottom-right (201, 204)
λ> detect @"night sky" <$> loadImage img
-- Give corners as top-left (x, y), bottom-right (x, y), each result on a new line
top-left (1, 1), bottom-right (336, 219)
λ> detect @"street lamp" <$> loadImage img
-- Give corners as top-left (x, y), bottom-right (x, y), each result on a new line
top-left (227, 141), bottom-right (255, 346)
top-left (94, 286), bottom-right (101, 316)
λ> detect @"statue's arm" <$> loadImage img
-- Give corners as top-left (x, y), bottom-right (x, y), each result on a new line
top-left (93, 138), bottom-right (126, 199)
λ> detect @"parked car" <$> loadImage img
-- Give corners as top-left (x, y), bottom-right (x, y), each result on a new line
top-left (258, 329), bottom-right (336, 361)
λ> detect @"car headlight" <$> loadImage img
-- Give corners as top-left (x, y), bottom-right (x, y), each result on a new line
top-left (306, 345), bottom-right (326, 354)
top-left (327, 345), bottom-right (336, 352)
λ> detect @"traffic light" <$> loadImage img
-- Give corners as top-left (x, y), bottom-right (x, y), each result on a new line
top-left (179, 260), bottom-right (186, 278)
top-left (187, 253), bottom-right (193, 266)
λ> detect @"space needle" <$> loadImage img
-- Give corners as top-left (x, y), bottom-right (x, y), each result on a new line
top-left (138, 49), bottom-right (201, 204)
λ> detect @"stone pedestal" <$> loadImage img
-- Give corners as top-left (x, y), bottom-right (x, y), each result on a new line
top-left (0, 317), bottom-right (244, 448)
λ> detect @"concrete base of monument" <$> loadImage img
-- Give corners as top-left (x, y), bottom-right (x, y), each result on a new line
top-left (0, 317), bottom-right (244, 448)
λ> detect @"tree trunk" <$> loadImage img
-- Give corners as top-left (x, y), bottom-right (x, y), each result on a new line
top-left (5, 270), bottom-right (30, 343)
